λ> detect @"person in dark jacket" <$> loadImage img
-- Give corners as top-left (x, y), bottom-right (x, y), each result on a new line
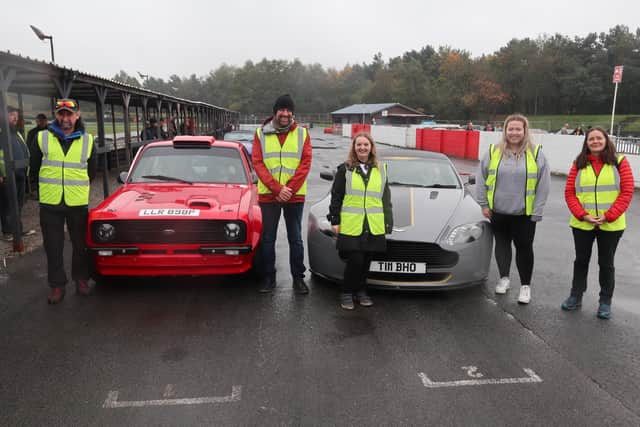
top-left (327, 132), bottom-right (393, 310)
top-left (1, 106), bottom-right (32, 240)
top-left (30, 99), bottom-right (98, 304)
top-left (26, 113), bottom-right (48, 196)
top-left (140, 118), bottom-right (159, 141)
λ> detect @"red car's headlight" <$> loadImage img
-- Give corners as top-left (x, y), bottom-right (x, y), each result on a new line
top-left (96, 223), bottom-right (116, 243)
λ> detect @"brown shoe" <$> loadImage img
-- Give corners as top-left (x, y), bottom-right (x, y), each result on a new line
top-left (75, 279), bottom-right (94, 296)
top-left (47, 287), bottom-right (66, 304)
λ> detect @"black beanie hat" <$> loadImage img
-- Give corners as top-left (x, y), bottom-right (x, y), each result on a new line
top-left (273, 94), bottom-right (295, 114)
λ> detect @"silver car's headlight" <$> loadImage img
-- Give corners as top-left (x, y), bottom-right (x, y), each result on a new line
top-left (443, 223), bottom-right (483, 245)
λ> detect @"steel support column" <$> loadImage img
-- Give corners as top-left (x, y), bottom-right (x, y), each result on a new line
top-left (122, 93), bottom-right (132, 165)
top-left (94, 86), bottom-right (109, 198)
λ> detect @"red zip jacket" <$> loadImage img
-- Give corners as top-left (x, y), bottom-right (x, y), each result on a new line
top-left (251, 120), bottom-right (312, 204)
top-left (565, 154), bottom-right (634, 223)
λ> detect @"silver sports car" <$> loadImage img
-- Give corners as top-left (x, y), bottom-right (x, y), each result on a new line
top-left (307, 150), bottom-right (493, 290)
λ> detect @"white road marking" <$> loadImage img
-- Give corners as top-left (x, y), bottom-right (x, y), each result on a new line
top-left (418, 368), bottom-right (542, 388)
top-left (103, 385), bottom-right (242, 408)
top-left (163, 384), bottom-right (175, 398)
top-left (461, 366), bottom-right (484, 378)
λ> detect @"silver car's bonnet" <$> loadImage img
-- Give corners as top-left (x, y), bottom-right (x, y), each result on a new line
top-left (390, 187), bottom-right (462, 241)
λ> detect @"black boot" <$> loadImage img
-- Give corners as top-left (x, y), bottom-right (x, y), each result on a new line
top-left (292, 277), bottom-right (309, 295)
top-left (259, 276), bottom-right (276, 293)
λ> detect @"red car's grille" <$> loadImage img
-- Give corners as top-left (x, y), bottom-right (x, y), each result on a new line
top-left (91, 220), bottom-right (246, 244)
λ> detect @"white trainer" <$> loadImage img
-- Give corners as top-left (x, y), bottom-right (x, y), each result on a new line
top-left (518, 285), bottom-right (531, 304)
top-left (495, 277), bottom-right (510, 294)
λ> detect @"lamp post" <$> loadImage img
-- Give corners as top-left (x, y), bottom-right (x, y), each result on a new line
top-left (29, 25), bottom-right (55, 63)
top-left (137, 72), bottom-right (149, 88)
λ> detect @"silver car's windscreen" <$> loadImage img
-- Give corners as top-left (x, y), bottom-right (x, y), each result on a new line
top-left (385, 158), bottom-right (460, 188)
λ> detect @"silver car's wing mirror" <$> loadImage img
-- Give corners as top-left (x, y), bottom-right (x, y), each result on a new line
top-left (320, 170), bottom-right (335, 181)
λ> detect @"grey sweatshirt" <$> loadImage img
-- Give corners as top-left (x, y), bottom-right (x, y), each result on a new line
top-left (476, 145), bottom-right (550, 221)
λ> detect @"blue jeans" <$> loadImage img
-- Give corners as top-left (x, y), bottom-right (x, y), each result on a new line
top-left (259, 202), bottom-right (305, 279)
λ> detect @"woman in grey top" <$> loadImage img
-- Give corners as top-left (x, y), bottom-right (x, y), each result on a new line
top-left (476, 114), bottom-right (550, 304)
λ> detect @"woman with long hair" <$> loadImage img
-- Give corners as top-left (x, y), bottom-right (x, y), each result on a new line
top-left (562, 127), bottom-right (634, 319)
top-left (476, 114), bottom-right (551, 304)
top-left (327, 132), bottom-right (393, 310)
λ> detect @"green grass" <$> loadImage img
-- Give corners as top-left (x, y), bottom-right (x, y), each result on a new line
top-left (82, 123), bottom-right (136, 136)
top-left (521, 114), bottom-right (640, 134)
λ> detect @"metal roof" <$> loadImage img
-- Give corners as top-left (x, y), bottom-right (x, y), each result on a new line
top-left (0, 50), bottom-right (234, 112)
top-left (331, 103), bottom-right (397, 115)
top-left (331, 103), bottom-right (425, 116)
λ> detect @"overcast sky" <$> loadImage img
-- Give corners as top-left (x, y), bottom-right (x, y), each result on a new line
top-left (2, 0), bottom-right (638, 80)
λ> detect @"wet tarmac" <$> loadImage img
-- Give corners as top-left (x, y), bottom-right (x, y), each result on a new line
top-left (1, 129), bottom-right (639, 426)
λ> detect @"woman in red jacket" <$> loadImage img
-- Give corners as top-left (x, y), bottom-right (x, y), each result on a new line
top-left (562, 127), bottom-right (634, 319)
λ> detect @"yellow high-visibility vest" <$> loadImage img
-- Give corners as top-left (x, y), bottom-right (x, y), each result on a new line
top-left (37, 130), bottom-right (93, 206)
top-left (256, 126), bottom-right (307, 195)
top-left (485, 144), bottom-right (540, 215)
top-left (340, 164), bottom-right (387, 236)
top-left (570, 156), bottom-right (625, 231)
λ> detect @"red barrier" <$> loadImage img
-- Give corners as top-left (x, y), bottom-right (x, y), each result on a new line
top-left (421, 129), bottom-right (443, 152)
top-left (415, 127), bottom-right (424, 150)
top-left (323, 127), bottom-right (333, 134)
top-left (465, 131), bottom-right (480, 159)
top-left (350, 124), bottom-right (371, 137)
top-left (441, 130), bottom-right (466, 158)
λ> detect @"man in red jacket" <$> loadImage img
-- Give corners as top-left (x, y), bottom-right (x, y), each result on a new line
top-left (252, 95), bottom-right (312, 294)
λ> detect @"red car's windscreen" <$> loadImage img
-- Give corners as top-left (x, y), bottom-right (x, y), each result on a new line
top-left (129, 146), bottom-right (248, 184)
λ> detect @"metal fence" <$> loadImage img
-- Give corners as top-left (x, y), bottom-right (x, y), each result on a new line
top-left (614, 137), bottom-right (640, 155)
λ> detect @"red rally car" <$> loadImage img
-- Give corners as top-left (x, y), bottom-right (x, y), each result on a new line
top-left (87, 136), bottom-right (262, 277)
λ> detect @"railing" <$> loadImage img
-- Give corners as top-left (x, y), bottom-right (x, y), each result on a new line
top-left (614, 137), bottom-right (640, 155)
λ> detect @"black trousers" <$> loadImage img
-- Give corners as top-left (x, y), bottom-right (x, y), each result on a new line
top-left (339, 251), bottom-right (373, 294)
top-left (0, 174), bottom-right (26, 234)
top-left (571, 227), bottom-right (623, 304)
top-left (40, 205), bottom-right (90, 288)
top-left (490, 213), bottom-right (537, 285)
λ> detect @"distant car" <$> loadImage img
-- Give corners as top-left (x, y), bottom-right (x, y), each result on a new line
top-left (223, 130), bottom-right (255, 154)
top-left (307, 150), bottom-right (492, 290)
top-left (87, 136), bottom-right (262, 278)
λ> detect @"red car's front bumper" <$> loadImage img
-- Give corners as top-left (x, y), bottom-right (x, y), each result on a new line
top-left (90, 245), bottom-right (256, 276)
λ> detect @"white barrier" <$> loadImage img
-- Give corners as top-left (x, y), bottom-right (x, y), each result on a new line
top-left (370, 125), bottom-right (416, 149)
top-left (478, 131), bottom-right (639, 186)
